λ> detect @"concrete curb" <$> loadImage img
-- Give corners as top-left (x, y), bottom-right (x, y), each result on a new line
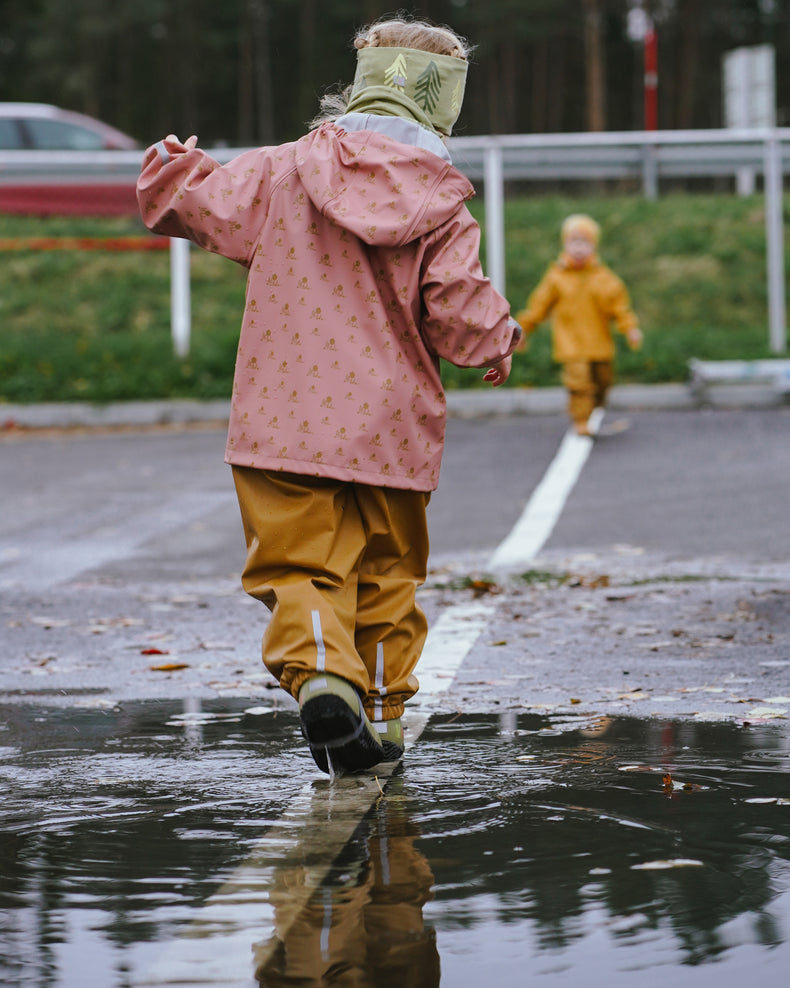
top-left (0, 398), bottom-right (232, 430)
top-left (0, 383), bottom-right (785, 430)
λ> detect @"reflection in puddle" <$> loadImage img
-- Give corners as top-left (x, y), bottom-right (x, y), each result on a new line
top-left (256, 794), bottom-right (439, 988)
top-left (405, 715), bottom-right (790, 987)
top-left (0, 704), bottom-right (788, 986)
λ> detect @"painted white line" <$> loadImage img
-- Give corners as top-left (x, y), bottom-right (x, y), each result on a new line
top-left (587, 406), bottom-right (606, 435)
top-left (408, 599), bottom-right (496, 701)
top-left (488, 409), bottom-right (603, 570)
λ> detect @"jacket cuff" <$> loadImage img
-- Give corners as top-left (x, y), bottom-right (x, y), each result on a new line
top-left (508, 318), bottom-right (523, 346)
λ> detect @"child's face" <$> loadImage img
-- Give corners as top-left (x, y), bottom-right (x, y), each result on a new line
top-left (564, 236), bottom-right (595, 263)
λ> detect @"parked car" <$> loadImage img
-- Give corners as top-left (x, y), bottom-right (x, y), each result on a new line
top-left (0, 103), bottom-right (138, 151)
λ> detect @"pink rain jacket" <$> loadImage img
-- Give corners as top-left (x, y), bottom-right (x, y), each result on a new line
top-left (137, 118), bottom-right (519, 491)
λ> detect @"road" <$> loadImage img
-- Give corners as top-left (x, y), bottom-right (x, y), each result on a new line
top-left (1, 405), bottom-right (789, 718)
top-left (429, 406), bottom-right (790, 565)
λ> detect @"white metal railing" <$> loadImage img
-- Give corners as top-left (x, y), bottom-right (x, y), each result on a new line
top-left (1, 127), bottom-right (788, 353)
top-left (449, 128), bottom-right (789, 354)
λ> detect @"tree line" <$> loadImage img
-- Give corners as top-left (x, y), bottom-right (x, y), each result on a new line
top-left (0, 0), bottom-right (787, 147)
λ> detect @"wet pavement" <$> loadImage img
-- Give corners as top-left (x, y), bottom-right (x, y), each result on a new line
top-left (1, 703), bottom-right (788, 986)
top-left (1, 403), bottom-right (790, 986)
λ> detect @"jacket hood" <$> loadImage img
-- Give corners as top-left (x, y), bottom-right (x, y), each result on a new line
top-left (293, 120), bottom-right (473, 248)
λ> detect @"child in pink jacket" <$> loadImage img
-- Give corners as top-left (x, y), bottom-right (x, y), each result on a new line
top-left (137, 16), bottom-right (520, 775)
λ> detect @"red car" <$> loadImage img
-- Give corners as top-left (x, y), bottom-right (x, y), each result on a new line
top-left (0, 103), bottom-right (138, 151)
top-left (0, 103), bottom-right (141, 215)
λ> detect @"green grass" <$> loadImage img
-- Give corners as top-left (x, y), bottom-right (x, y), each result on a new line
top-left (0, 193), bottom-right (783, 403)
top-left (0, 215), bottom-right (247, 403)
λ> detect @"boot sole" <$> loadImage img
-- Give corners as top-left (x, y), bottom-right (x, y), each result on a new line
top-left (300, 693), bottom-right (384, 774)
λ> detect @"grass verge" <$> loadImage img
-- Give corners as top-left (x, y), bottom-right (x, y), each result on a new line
top-left (0, 193), bottom-right (782, 404)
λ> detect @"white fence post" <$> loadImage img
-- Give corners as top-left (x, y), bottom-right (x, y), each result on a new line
top-left (642, 143), bottom-right (658, 199)
top-left (483, 143), bottom-right (506, 296)
top-left (763, 132), bottom-right (787, 354)
top-left (170, 237), bottom-right (192, 358)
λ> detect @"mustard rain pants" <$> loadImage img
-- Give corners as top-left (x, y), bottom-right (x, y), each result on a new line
top-left (561, 359), bottom-right (614, 427)
top-left (232, 467), bottom-right (430, 721)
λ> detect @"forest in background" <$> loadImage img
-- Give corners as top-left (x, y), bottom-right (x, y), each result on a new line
top-left (0, 0), bottom-right (788, 148)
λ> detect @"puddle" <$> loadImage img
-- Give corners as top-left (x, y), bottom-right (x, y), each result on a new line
top-left (401, 715), bottom-right (790, 987)
top-left (1, 705), bottom-right (789, 986)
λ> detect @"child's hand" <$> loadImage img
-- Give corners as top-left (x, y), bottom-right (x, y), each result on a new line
top-left (483, 355), bottom-right (512, 387)
top-left (626, 327), bottom-right (643, 351)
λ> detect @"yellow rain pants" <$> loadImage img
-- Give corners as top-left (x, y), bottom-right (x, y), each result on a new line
top-left (232, 466), bottom-right (430, 721)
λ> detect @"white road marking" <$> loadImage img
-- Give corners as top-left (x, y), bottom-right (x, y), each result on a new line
top-left (489, 409), bottom-right (603, 570)
top-left (408, 598), bottom-right (496, 701)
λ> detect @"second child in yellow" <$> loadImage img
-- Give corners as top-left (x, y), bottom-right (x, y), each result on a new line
top-left (516, 214), bottom-right (642, 436)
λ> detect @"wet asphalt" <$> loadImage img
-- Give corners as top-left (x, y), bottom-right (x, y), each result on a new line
top-left (2, 386), bottom-right (790, 988)
top-left (1, 386), bottom-right (789, 720)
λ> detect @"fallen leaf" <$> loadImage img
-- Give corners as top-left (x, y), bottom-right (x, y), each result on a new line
top-left (466, 578), bottom-right (501, 597)
top-left (29, 655), bottom-right (56, 667)
top-left (149, 662), bottom-right (190, 672)
top-left (663, 771), bottom-right (707, 794)
top-left (569, 574), bottom-right (610, 589)
top-left (141, 648), bottom-right (169, 655)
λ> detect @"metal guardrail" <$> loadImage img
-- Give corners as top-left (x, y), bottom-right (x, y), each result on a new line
top-left (0, 126), bottom-right (787, 189)
top-left (447, 127), bottom-right (790, 187)
top-left (448, 128), bottom-right (788, 354)
top-left (688, 357), bottom-right (790, 401)
top-left (1, 128), bottom-right (787, 354)
top-left (1, 126), bottom-right (787, 180)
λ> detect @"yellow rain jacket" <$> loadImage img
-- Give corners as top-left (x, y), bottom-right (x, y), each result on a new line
top-left (517, 255), bottom-right (638, 363)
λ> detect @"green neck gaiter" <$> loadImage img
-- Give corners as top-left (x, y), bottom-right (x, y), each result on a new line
top-left (346, 47), bottom-right (468, 137)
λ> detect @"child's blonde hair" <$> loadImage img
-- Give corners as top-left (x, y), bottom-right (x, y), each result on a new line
top-left (311, 16), bottom-right (471, 127)
top-left (353, 18), bottom-right (471, 60)
top-left (561, 214), bottom-right (601, 246)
